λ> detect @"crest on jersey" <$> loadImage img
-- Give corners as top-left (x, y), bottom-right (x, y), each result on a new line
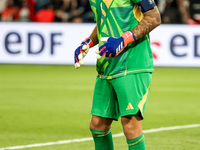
top-left (148, 0), bottom-right (154, 5)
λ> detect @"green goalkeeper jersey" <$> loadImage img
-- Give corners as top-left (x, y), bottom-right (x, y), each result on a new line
top-left (89, 0), bottom-right (154, 79)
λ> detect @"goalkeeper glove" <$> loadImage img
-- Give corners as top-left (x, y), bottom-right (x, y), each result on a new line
top-left (74, 38), bottom-right (94, 69)
top-left (96, 31), bottom-right (136, 59)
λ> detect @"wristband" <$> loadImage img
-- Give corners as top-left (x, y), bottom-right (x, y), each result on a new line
top-left (122, 31), bottom-right (136, 46)
top-left (82, 38), bottom-right (94, 48)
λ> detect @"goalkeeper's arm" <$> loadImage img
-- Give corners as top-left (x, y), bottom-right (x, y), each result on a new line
top-left (89, 25), bottom-right (98, 46)
top-left (131, 6), bottom-right (161, 40)
top-left (96, 3), bottom-right (161, 59)
top-left (96, 6), bottom-right (161, 59)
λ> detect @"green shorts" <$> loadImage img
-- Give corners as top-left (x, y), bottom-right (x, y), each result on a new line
top-left (91, 73), bottom-right (152, 120)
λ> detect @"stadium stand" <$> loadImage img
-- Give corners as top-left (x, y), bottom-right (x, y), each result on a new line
top-left (0, 0), bottom-right (199, 24)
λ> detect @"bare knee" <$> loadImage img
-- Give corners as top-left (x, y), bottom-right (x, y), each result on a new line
top-left (121, 116), bottom-right (143, 139)
top-left (90, 115), bottom-right (113, 131)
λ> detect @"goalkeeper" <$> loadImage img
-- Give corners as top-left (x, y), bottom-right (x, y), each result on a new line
top-left (74, 0), bottom-right (161, 150)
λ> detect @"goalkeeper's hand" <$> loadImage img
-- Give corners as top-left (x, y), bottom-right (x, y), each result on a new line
top-left (96, 31), bottom-right (136, 59)
top-left (74, 38), bottom-right (94, 69)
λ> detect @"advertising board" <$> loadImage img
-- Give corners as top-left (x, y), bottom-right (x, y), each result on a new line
top-left (0, 23), bottom-right (199, 66)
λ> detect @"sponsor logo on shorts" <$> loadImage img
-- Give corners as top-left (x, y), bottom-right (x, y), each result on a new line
top-left (126, 103), bottom-right (134, 110)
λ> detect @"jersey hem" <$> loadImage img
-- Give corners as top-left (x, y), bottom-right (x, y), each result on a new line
top-left (98, 68), bottom-right (154, 80)
top-left (90, 111), bottom-right (119, 121)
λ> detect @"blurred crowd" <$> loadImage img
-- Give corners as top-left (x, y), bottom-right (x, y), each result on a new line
top-left (0, 0), bottom-right (94, 23)
top-left (0, 0), bottom-right (199, 24)
top-left (155, 0), bottom-right (200, 24)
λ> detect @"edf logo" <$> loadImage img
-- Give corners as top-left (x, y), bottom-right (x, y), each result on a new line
top-left (151, 34), bottom-right (200, 59)
top-left (4, 32), bottom-right (62, 55)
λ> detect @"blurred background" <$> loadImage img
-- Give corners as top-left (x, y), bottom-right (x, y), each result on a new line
top-left (0, 0), bottom-right (94, 23)
top-left (0, 0), bottom-right (199, 24)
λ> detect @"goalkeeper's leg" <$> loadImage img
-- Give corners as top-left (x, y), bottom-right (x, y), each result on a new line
top-left (121, 116), bottom-right (146, 150)
top-left (90, 115), bottom-right (114, 150)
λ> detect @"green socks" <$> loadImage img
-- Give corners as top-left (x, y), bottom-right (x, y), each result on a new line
top-left (90, 129), bottom-right (145, 150)
top-left (126, 133), bottom-right (146, 150)
top-left (90, 128), bottom-right (114, 150)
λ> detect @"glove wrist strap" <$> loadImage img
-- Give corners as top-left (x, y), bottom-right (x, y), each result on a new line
top-left (122, 31), bottom-right (136, 46)
top-left (82, 38), bottom-right (94, 48)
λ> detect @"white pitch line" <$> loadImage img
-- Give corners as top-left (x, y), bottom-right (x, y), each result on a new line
top-left (0, 124), bottom-right (200, 150)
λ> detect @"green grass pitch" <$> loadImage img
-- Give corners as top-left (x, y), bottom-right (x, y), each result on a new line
top-left (0, 64), bottom-right (200, 150)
